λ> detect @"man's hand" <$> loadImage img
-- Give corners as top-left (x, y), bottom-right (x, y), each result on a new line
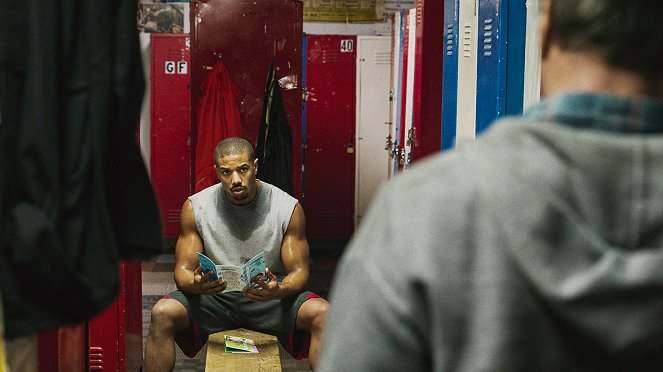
top-left (243, 268), bottom-right (282, 302)
top-left (192, 266), bottom-right (227, 295)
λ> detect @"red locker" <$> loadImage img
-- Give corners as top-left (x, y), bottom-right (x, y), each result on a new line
top-left (87, 262), bottom-right (143, 372)
top-left (190, 0), bottom-right (303, 200)
top-left (38, 324), bottom-right (86, 372)
top-left (150, 34), bottom-right (192, 239)
top-left (410, 0), bottom-right (444, 161)
top-left (37, 262), bottom-right (142, 372)
top-left (304, 35), bottom-right (357, 240)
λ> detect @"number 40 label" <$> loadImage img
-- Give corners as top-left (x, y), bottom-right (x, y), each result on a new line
top-left (340, 39), bottom-right (354, 53)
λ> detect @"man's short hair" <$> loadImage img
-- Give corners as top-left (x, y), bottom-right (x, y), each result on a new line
top-left (548, 0), bottom-right (663, 79)
top-left (214, 137), bottom-right (255, 165)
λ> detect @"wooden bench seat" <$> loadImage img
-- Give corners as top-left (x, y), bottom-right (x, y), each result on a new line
top-left (205, 328), bottom-right (282, 371)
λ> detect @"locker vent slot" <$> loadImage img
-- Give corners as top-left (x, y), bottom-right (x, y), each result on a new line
top-left (463, 23), bottom-right (472, 57)
top-left (483, 18), bottom-right (493, 57)
top-left (322, 50), bottom-right (341, 64)
top-left (416, 1), bottom-right (423, 24)
top-left (446, 24), bottom-right (454, 56)
top-left (321, 210), bottom-right (339, 224)
top-left (373, 51), bottom-right (392, 65)
top-left (89, 346), bottom-right (104, 370)
top-left (168, 209), bottom-right (181, 225)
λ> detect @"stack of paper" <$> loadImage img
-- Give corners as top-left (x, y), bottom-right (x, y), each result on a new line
top-left (224, 335), bottom-right (258, 353)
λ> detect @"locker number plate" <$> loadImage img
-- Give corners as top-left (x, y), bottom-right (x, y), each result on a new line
top-left (341, 39), bottom-right (354, 53)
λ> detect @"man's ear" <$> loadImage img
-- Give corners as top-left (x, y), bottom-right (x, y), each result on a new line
top-left (253, 158), bottom-right (259, 171)
top-left (540, 0), bottom-right (553, 60)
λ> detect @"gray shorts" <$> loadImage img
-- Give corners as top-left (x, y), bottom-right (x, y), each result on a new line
top-left (164, 289), bottom-right (317, 358)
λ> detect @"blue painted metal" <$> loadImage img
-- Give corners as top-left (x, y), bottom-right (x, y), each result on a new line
top-left (475, 0), bottom-right (508, 135)
top-left (393, 9), bottom-right (406, 176)
top-left (441, 0), bottom-right (459, 151)
top-left (505, 0), bottom-right (526, 116)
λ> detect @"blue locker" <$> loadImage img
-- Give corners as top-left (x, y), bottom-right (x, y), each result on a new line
top-left (441, 0), bottom-right (459, 151)
top-left (476, 0), bottom-right (527, 134)
top-left (391, 10), bottom-right (407, 176)
top-left (475, 0), bottom-right (508, 135)
top-left (505, 0), bottom-right (527, 116)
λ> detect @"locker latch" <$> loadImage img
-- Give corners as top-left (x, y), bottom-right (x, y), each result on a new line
top-left (391, 140), bottom-right (400, 160)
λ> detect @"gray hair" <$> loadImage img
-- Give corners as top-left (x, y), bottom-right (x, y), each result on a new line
top-left (548, 0), bottom-right (663, 78)
top-left (214, 137), bottom-right (255, 165)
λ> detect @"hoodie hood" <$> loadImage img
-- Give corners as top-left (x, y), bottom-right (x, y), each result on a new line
top-left (495, 100), bottom-right (663, 360)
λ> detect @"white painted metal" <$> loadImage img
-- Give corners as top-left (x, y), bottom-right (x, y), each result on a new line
top-left (390, 11), bottom-right (404, 179)
top-left (455, 0), bottom-right (478, 148)
top-left (355, 36), bottom-right (393, 228)
top-left (523, 0), bottom-right (542, 111)
top-left (402, 8), bottom-right (417, 169)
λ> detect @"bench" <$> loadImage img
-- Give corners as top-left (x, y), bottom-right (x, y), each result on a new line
top-left (205, 328), bottom-right (282, 371)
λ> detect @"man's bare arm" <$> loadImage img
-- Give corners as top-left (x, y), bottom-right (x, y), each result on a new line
top-left (244, 203), bottom-right (310, 301)
top-left (174, 199), bottom-right (226, 294)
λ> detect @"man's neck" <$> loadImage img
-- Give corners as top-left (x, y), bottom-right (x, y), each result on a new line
top-left (541, 46), bottom-right (663, 99)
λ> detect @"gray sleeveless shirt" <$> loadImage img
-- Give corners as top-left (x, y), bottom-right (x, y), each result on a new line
top-left (189, 180), bottom-right (298, 276)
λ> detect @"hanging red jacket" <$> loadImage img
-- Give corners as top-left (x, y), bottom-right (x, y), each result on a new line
top-left (194, 60), bottom-right (243, 192)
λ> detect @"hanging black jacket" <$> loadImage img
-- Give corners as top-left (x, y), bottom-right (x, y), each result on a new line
top-left (255, 60), bottom-right (293, 195)
top-left (0, 0), bottom-right (164, 338)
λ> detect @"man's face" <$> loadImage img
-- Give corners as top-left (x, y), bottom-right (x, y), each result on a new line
top-left (215, 152), bottom-right (259, 205)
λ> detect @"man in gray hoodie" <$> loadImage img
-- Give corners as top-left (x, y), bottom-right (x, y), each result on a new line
top-left (319, 1), bottom-right (663, 371)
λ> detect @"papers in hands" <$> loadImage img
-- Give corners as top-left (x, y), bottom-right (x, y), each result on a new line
top-left (197, 251), bottom-right (266, 293)
top-left (197, 252), bottom-right (219, 282)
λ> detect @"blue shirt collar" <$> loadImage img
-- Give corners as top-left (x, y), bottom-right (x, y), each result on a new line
top-left (523, 94), bottom-right (663, 134)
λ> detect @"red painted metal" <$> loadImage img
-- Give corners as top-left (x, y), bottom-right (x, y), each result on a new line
top-left (411, 0), bottom-right (444, 161)
top-left (87, 261), bottom-right (143, 372)
top-left (38, 324), bottom-right (86, 372)
top-left (190, 0), bottom-right (303, 200)
top-left (150, 33), bottom-right (192, 239)
top-left (304, 35), bottom-right (357, 240)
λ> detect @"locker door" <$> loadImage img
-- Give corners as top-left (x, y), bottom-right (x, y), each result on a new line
top-left (389, 11), bottom-right (405, 178)
top-left (410, 0), bottom-right (443, 161)
top-left (456, 0), bottom-right (478, 146)
top-left (442, 0), bottom-right (459, 151)
top-left (402, 9), bottom-right (416, 170)
top-left (150, 34), bottom-right (191, 239)
top-left (87, 262), bottom-right (142, 372)
top-left (304, 35), bottom-right (356, 240)
top-left (476, 0), bottom-right (527, 132)
top-left (505, 0), bottom-right (527, 116)
top-left (524, 0), bottom-right (542, 110)
top-left (475, 0), bottom-right (507, 134)
top-left (355, 36), bottom-right (392, 227)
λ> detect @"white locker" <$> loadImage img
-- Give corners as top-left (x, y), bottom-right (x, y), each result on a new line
top-left (355, 36), bottom-right (392, 227)
top-left (455, 0), bottom-right (479, 147)
top-left (402, 8), bottom-right (417, 168)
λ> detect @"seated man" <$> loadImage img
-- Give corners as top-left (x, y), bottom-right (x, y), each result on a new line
top-left (146, 137), bottom-right (329, 371)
